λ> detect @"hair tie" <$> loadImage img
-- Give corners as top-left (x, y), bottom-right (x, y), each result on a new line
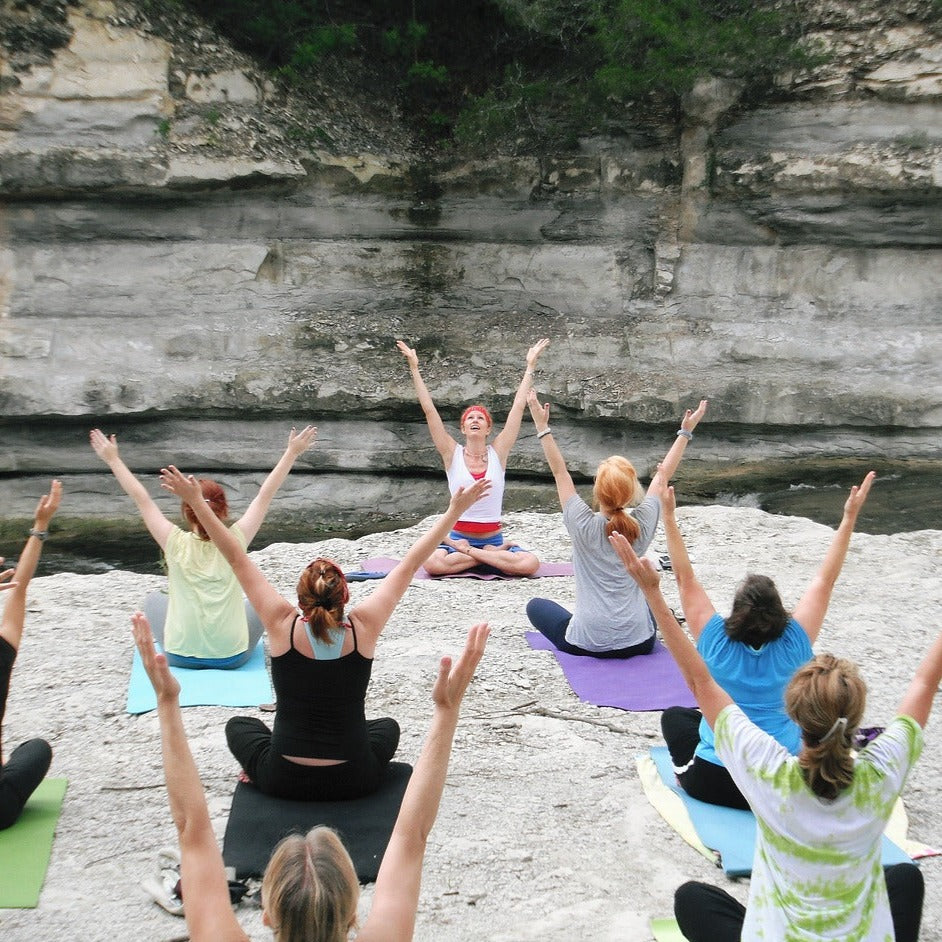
top-left (820, 716), bottom-right (848, 744)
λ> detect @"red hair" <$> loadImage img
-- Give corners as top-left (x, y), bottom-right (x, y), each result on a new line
top-left (460, 404), bottom-right (493, 428)
top-left (182, 479), bottom-right (228, 540)
top-left (593, 456), bottom-right (642, 543)
top-left (297, 558), bottom-right (350, 643)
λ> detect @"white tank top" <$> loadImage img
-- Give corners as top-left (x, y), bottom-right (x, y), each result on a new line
top-left (445, 445), bottom-right (505, 526)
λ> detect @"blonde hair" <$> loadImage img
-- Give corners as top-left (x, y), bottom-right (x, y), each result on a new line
top-left (593, 456), bottom-right (643, 542)
top-left (785, 653), bottom-right (867, 800)
top-left (261, 827), bottom-right (359, 942)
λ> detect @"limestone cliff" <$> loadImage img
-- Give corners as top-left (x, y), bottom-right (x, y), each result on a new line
top-left (1, 0), bottom-right (941, 531)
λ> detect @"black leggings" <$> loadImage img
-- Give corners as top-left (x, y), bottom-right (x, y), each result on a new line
top-left (0, 638), bottom-right (53, 830)
top-left (674, 864), bottom-right (925, 942)
top-left (225, 715), bottom-right (400, 801)
top-left (526, 598), bottom-right (656, 659)
top-left (661, 706), bottom-right (749, 810)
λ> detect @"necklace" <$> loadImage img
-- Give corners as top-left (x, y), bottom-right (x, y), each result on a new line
top-left (463, 446), bottom-right (487, 461)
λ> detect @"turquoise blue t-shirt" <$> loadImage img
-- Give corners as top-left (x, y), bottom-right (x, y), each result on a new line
top-left (696, 613), bottom-right (813, 766)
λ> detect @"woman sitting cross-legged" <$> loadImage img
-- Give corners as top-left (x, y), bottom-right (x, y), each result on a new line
top-left (611, 529), bottom-right (929, 942)
top-left (131, 610), bottom-right (489, 942)
top-left (659, 473), bottom-right (874, 809)
top-left (91, 425), bottom-right (317, 669)
top-left (160, 464), bottom-right (489, 801)
top-left (0, 480), bottom-right (61, 830)
top-left (525, 390), bottom-right (706, 657)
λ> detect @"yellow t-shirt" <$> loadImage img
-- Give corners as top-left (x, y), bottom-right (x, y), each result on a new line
top-left (163, 523), bottom-right (249, 659)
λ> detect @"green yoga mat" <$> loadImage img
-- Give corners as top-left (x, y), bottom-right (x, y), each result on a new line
top-left (0, 777), bottom-right (67, 908)
top-left (651, 917), bottom-right (685, 941)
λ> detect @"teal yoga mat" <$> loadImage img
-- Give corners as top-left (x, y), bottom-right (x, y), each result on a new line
top-left (126, 642), bottom-right (272, 714)
top-left (0, 777), bottom-right (67, 908)
top-left (650, 746), bottom-right (912, 877)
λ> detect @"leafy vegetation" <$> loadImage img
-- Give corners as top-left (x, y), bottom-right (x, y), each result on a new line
top-left (177, 0), bottom-right (821, 152)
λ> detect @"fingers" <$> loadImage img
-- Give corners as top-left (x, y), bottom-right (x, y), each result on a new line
top-left (0, 570), bottom-right (17, 591)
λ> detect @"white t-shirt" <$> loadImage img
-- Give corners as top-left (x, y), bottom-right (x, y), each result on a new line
top-left (715, 705), bottom-right (923, 942)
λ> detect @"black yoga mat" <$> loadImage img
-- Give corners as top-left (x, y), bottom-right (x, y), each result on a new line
top-left (222, 762), bottom-right (413, 883)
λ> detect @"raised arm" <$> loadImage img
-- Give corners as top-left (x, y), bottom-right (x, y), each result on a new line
top-left (646, 399), bottom-right (707, 498)
top-left (350, 479), bottom-right (492, 639)
top-left (0, 480), bottom-right (61, 652)
top-left (898, 630), bottom-right (942, 729)
top-left (159, 466), bottom-right (294, 629)
top-left (661, 486), bottom-right (715, 638)
top-left (492, 339), bottom-right (549, 463)
top-left (90, 429), bottom-right (173, 549)
top-left (359, 622), bottom-right (489, 942)
top-left (527, 389), bottom-right (576, 507)
top-left (236, 425), bottom-right (317, 543)
top-left (397, 340), bottom-right (457, 465)
top-left (131, 613), bottom-right (248, 942)
top-left (792, 471), bottom-right (875, 643)
top-left (609, 532), bottom-right (732, 728)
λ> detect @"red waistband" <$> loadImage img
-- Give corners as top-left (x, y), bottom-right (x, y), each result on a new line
top-left (455, 520), bottom-right (501, 535)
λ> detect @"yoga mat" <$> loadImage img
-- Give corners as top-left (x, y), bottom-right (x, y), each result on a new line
top-left (525, 632), bottom-right (697, 712)
top-left (651, 918), bottom-right (686, 942)
top-left (126, 641), bottom-right (272, 714)
top-left (222, 762), bottom-right (413, 883)
top-left (357, 556), bottom-right (574, 580)
top-left (0, 777), bottom-right (67, 908)
top-left (644, 747), bottom-right (913, 878)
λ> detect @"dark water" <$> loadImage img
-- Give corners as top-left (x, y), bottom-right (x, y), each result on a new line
top-left (18, 465), bottom-right (942, 577)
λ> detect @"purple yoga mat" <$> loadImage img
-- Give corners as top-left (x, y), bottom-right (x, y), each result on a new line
top-left (356, 557), bottom-right (574, 580)
top-left (526, 631), bottom-right (697, 712)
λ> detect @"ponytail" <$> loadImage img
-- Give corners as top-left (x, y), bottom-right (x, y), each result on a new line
top-left (785, 654), bottom-right (866, 800)
top-left (594, 456), bottom-right (643, 544)
top-left (296, 559), bottom-right (349, 643)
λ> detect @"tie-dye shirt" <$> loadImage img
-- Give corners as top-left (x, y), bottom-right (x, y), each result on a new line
top-left (714, 705), bottom-right (923, 941)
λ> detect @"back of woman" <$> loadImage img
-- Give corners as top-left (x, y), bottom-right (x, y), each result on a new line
top-left (162, 523), bottom-right (249, 659)
top-left (563, 493), bottom-right (660, 651)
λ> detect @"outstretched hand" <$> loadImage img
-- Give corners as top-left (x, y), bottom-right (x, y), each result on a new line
top-left (449, 478), bottom-right (491, 516)
top-left (608, 531), bottom-right (662, 592)
top-left (131, 611), bottom-right (180, 703)
top-left (432, 622), bottom-right (490, 712)
top-left (89, 428), bottom-right (119, 463)
top-left (661, 483), bottom-right (678, 516)
top-left (526, 338), bottom-right (550, 368)
top-left (0, 561), bottom-right (16, 592)
top-left (286, 424), bottom-right (318, 456)
top-left (159, 465), bottom-right (202, 504)
top-left (844, 471), bottom-right (875, 519)
top-left (680, 399), bottom-right (708, 433)
top-left (527, 388), bottom-right (550, 431)
top-left (34, 479), bottom-right (62, 529)
top-left (396, 340), bottom-right (419, 368)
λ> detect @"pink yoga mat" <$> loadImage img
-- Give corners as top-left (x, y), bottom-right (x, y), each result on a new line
top-left (356, 557), bottom-right (574, 580)
top-left (526, 631), bottom-right (696, 712)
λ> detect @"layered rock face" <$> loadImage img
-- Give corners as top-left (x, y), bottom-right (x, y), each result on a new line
top-left (2, 0), bottom-right (941, 528)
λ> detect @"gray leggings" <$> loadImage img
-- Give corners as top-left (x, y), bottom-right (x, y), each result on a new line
top-left (143, 590), bottom-right (264, 669)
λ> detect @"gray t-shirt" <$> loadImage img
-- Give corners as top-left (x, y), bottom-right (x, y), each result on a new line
top-left (563, 493), bottom-right (660, 652)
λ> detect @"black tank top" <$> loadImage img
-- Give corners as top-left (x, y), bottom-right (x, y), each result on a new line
top-left (270, 616), bottom-right (373, 760)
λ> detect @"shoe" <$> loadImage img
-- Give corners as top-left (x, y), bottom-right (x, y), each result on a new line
top-left (141, 847), bottom-right (184, 916)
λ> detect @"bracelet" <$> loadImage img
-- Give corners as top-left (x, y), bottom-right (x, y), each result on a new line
top-left (29, 528), bottom-right (48, 541)
top-left (676, 429), bottom-right (693, 440)
top-left (537, 428), bottom-right (553, 439)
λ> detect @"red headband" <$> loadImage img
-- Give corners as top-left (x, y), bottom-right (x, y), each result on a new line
top-left (461, 404), bottom-right (493, 427)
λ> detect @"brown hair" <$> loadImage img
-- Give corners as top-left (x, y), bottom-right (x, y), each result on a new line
top-left (594, 456), bottom-right (643, 543)
top-left (181, 479), bottom-right (228, 540)
top-left (785, 653), bottom-right (867, 800)
top-left (296, 558), bottom-right (349, 643)
top-left (261, 827), bottom-right (359, 942)
top-left (725, 574), bottom-right (789, 647)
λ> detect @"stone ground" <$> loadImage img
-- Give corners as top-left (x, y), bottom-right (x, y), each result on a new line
top-left (1, 506), bottom-right (941, 942)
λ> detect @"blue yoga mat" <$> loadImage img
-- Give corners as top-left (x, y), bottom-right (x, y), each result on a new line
top-left (650, 746), bottom-right (912, 877)
top-left (526, 632), bottom-right (696, 712)
top-left (126, 642), bottom-right (272, 714)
